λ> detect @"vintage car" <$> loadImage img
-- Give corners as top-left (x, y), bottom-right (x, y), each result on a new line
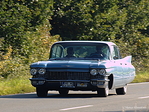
top-left (29, 41), bottom-right (135, 97)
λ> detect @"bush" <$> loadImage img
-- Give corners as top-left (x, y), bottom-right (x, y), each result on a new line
top-left (0, 24), bottom-right (59, 95)
top-left (0, 24), bottom-right (59, 78)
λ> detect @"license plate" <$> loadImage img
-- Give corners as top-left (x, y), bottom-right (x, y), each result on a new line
top-left (61, 82), bottom-right (74, 88)
top-left (77, 82), bottom-right (87, 87)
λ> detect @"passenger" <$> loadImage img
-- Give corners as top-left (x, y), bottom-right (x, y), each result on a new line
top-left (65, 47), bottom-right (76, 58)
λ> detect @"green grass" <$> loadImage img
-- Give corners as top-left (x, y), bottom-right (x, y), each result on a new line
top-left (132, 71), bottom-right (149, 83)
top-left (0, 71), bottom-right (148, 96)
top-left (0, 75), bottom-right (35, 96)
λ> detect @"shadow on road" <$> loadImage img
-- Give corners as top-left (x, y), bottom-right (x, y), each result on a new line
top-left (0, 92), bottom-right (116, 99)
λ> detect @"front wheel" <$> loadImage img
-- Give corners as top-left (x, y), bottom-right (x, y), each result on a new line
top-left (36, 87), bottom-right (48, 97)
top-left (116, 85), bottom-right (127, 95)
top-left (97, 86), bottom-right (109, 97)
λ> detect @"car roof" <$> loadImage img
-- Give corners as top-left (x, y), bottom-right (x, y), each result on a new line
top-left (54, 41), bottom-right (116, 46)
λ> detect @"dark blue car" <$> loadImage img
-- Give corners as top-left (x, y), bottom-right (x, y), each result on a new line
top-left (30, 41), bottom-right (135, 97)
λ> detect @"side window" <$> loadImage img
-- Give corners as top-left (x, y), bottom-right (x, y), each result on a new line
top-left (111, 45), bottom-right (121, 60)
top-left (101, 45), bottom-right (110, 59)
top-left (51, 44), bottom-right (64, 58)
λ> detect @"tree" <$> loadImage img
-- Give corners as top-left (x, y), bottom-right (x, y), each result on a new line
top-left (116, 0), bottom-right (149, 70)
top-left (0, 0), bottom-right (53, 57)
top-left (50, 0), bottom-right (121, 40)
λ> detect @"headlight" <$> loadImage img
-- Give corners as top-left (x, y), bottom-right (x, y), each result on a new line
top-left (90, 69), bottom-right (98, 75)
top-left (98, 69), bottom-right (106, 75)
top-left (30, 69), bottom-right (37, 75)
top-left (38, 68), bottom-right (46, 75)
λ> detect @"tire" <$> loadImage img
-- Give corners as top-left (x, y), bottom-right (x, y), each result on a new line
top-left (58, 89), bottom-right (69, 96)
top-left (36, 87), bottom-right (48, 97)
top-left (116, 85), bottom-right (127, 95)
top-left (97, 86), bottom-right (109, 97)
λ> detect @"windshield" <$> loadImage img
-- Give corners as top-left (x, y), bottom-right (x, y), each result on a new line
top-left (49, 42), bottom-right (110, 60)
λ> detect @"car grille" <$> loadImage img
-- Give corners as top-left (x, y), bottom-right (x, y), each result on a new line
top-left (45, 72), bottom-right (90, 80)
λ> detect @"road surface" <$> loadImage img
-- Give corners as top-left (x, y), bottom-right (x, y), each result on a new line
top-left (0, 82), bottom-right (149, 112)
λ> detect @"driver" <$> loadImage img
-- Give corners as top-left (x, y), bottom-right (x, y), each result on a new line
top-left (65, 47), bottom-right (76, 58)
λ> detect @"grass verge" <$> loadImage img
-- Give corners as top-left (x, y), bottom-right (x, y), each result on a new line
top-left (132, 71), bottom-right (149, 83)
top-left (0, 75), bottom-right (35, 96)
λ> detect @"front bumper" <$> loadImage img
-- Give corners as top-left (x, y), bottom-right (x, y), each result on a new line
top-left (29, 78), bottom-right (109, 90)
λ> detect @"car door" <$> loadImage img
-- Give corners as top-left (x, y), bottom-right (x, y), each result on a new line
top-left (111, 45), bottom-right (125, 87)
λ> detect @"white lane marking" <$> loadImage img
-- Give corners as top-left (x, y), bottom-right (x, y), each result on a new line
top-left (60, 105), bottom-right (93, 111)
top-left (129, 82), bottom-right (149, 99)
top-left (138, 96), bottom-right (149, 99)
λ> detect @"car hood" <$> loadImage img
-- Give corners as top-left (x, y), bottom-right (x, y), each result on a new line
top-left (30, 60), bottom-right (107, 69)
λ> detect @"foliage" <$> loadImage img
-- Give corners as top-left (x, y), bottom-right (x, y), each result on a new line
top-left (0, 75), bottom-right (35, 96)
top-left (133, 71), bottom-right (149, 83)
top-left (0, 0), bottom-right (53, 57)
top-left (0, 25), bottom-right (59, 78)
top-left (0, 0), bottom-right (57, 78)
top-left (51, 0), bottom-right (149, 72)
top-left (0, 23), bottom-right (59, 95)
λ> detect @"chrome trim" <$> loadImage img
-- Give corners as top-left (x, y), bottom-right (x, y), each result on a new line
top-left (91, 79), bottom-right (109, 82)
top-left (46, 71), bottom-right (90, 80)
top-left (29, 78), bottom-right (45, 81)
top-left (30, 78), bottom-right (90, 82)
top-left (60, 86), bottom-right (75, 88)
top-left (47, 80), bottom-right (90, 82)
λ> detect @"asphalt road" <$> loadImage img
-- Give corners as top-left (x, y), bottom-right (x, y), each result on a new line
top-left (0, 82), bottom-right (149, 112)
